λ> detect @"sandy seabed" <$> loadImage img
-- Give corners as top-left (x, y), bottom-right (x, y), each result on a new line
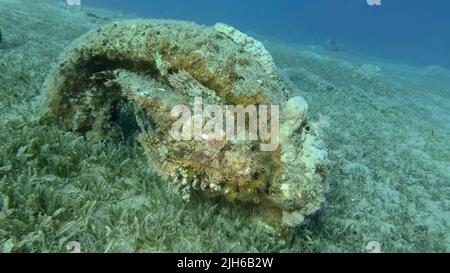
top-left (0, 0), bottom-right (448, 252)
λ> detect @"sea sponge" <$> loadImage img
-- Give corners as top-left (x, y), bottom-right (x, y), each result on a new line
top-left (42, 20), bottom-right (328, 230)
top-left (280, 96), bottom-right (308, 144)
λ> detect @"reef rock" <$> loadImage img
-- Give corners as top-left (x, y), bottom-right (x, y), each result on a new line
top-left (42, 20), bottom-right (328, 230)
top-left (214, 23), bottom-right (278, 77)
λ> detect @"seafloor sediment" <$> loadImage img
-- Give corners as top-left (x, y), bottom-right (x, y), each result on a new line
top-left (0, 0), bottom-right (448, 252)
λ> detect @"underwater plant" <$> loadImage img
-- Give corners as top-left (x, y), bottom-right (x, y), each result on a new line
top-left (42, 20), bottom-right (328, 231)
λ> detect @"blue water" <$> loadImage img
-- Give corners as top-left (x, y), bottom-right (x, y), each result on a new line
top-left (83, 0), bottom-right (450, 69)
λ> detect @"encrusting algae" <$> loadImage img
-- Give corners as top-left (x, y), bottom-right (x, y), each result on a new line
top-left (42, 20), bottom-right (328, 231)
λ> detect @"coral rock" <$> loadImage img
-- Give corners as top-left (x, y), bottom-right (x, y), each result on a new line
top-left (42, 20), bottom-right (328, 230)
